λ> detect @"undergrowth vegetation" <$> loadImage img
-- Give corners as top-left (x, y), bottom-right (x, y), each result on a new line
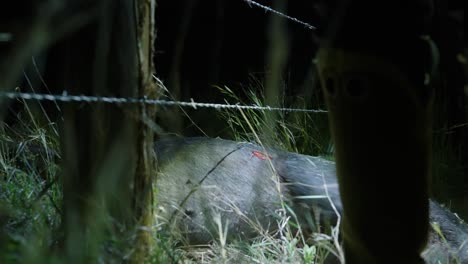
top-left (0, 101), bottom-right (61, 263)
top-left (1, 84), bottom-right (339, 263)
top-left (152, 82), bottom-right (340, 263)
top-left (216, 82), bottom-right (331, 157)
top-left (1, 79), bottom-right (466, 263)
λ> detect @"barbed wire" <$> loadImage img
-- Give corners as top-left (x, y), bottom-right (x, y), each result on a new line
top-left (0, 92), bottom-right (327, 113)
top-left (0, 2), bottom-right (323, 115)
top-left (243, 0), bottom-right (316, 30)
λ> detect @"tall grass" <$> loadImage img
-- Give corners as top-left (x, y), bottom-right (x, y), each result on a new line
top-left (0, 100), bottom-right (61, 263)
top-left (215, 81), bottom-right (331, 157)
top-left (149, 81), bottom-right (341, 264)
top-left (1, 86), bottom-right (337, 263)
top-left (6, 75), bottom-right (466, 263)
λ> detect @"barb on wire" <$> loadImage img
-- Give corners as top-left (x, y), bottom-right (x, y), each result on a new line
top-left (0, 91), bottom-right (327, 113)
top-left (243, 0), bottom-right (316, 30)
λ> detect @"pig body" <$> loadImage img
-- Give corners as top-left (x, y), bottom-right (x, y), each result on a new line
top-left (155, 137), bottom-right (282, 244)
top-left (155, 137), bottom-right (468, 263)
top-left (155, 137), bottom-right (340, 244)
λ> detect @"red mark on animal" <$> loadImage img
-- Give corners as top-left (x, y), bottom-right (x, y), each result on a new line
top-left (252, 151), bottom-right (272, 160)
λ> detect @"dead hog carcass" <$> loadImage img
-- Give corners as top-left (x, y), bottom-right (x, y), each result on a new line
top-left (155, 137), bottom-right (339, 245)
top-left (155, 137), bottom-right (468, 263)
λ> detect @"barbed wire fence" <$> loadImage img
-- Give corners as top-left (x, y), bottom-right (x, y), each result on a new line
top-left (0, 91), bottom-right (327, 113)
top-left (0, 0), bottom-right (328, 244)
top-left (0, 0), bottom-right (325, 124)
top-left (243, 0), bottom-right (316, 30)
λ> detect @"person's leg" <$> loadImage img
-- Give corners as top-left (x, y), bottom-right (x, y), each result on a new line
top-left (316, 1), bottom-right (436, 263)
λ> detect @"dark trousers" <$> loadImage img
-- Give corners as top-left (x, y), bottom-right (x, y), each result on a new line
top-left (317, 1), bottom-right (436, 263)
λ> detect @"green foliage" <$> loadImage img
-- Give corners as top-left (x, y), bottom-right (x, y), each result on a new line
top-left (0, 102), bottom-right (61, 264)
top-left (0, 94), bottom-right (335, 263)
top-left (215, 80), bottom-right (330, 156)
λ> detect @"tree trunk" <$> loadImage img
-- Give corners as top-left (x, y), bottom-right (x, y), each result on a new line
top-left (132, 0), bottom-right (158, 262)
top-left (58, 0), bottom-right (157, 262)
